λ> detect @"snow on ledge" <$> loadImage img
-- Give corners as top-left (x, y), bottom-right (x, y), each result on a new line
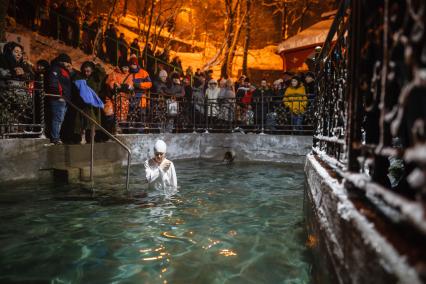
top-left (306, 153), bottom-right (422, 284)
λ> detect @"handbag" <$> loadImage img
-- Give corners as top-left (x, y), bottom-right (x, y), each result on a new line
top-left (167, 96), bottom-right (178, 116)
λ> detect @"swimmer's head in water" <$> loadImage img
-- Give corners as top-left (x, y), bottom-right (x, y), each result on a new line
top-left (223, 151), bottom-right (235, 164)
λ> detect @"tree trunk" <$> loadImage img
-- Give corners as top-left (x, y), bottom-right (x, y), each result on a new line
top-left (93, 0), bottom-right (118, 56)
top-left (283, 4), bottom-right (287, 39)
top-left (242, 0), bottom-right (251, 76)
top-left (221, 0), bottom-right (240, 78)
top-left (227, 1), bottom-right (247, 77)
top-left (144, 0), bottom-right (155, 66)
top-left (0, 0), bottom-right (9, 42)
top-left (122, 0), bottom-right (128, 16)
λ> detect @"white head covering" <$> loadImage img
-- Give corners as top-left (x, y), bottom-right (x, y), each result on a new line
top-left (154, 139), bottom-right (167, 153)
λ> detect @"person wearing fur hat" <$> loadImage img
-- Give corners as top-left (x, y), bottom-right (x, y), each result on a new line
top-left (105, 60), bottom-right (134, 133)
top-left (45, 53), bottom-right (73, 144)
top-left (144, 139), bottom-right (178, 197)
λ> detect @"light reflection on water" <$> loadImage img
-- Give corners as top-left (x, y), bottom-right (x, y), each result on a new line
top-left (0, 160), bottom-right (310, 283)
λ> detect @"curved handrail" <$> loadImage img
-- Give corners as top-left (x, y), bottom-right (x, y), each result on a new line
top-left (44, 92), bottom-right (132, 192)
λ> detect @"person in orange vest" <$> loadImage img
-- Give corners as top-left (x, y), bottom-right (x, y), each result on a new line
top-left (128, 55), bottom-right (152, 131)
top-left (104, 60), bottom-right (134, 133)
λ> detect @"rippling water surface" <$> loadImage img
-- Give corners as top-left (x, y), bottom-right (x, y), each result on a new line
top-left (0, 160), bottom-right (310, 283)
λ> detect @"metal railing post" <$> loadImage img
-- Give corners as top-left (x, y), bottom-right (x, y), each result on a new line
top-left (260, 90), bottom-right (265, 134)
top-left (90, 123), bottom-right (95, 183)
top-left (114, 87), bottom-right (118, 134)
top-left (205, 99), bottom-right (209, 133)
top-left (192, 95), bottom-right (196, 133)
top-left (40, 75), bottom-right (46, 138)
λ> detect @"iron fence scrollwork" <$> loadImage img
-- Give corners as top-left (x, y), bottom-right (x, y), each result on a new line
top-left (314, 0), bottom-right (426, 261)
top-left (0, 77), bottom-right (44, 138)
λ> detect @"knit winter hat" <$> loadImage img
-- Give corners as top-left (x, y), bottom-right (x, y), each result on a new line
top-left (36, 59), bottom-right (49, 70)
top-left (159, 70), bottom-right (168, 81)
top-left (159, 70), bottom-right (168, 78)
top-left (129, 55), bottom-right (138, 65)
top-left (57, 53), bottom-right (72, 64)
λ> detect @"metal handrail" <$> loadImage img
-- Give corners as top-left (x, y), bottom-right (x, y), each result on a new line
top-left (44, 93), bottom-right (132, 192)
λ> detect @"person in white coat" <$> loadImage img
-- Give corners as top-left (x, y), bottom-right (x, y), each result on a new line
top-left (205, 79), bottom-right (220, 118)
top-left (144, 139), bottom-right (178, 196)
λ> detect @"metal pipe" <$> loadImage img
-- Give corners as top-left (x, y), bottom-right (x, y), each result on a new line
top-left (205, 99), bottom-right (209, 133)
top-left (45, 93), bottom-right (132, 192)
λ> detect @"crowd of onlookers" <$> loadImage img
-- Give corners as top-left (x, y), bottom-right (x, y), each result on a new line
top-left (0, 40), bottom-right (316, 143)
top-left (2, 0), bottom-right (317, 143)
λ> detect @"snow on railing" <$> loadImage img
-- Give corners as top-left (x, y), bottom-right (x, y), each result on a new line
top-left (313, 0), bottom-right (426, 248)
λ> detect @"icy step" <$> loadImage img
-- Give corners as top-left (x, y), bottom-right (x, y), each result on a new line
top-left (52, 162), bottom-right (123, 183)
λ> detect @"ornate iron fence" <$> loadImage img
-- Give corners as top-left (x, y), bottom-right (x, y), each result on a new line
top-left (0, 77), bottom-right (44, 138)
top-left (110, 90), bottom-right (315, 135)
top-left (314, 0), bottom-right (426, 267)
top-left (313, 0), bottom-right (351, 168)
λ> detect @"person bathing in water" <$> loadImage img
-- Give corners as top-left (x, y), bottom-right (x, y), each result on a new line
top-left (144, 139), bottom-right (178, 197)
top-left (223, 151), bottom-right (235, 165)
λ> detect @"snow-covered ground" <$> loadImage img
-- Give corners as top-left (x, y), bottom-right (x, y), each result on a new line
top-left (8, 24), bottom-right (116, 74)
top-left (116, 13), bottom-right (283, 78)
top-left (7, 20), bottom-right (283, 80)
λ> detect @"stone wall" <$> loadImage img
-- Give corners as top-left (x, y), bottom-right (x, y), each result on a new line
top-left (0, 138), bottom-right (49, 183)
top-left (0, 134), bottom-right (312, 183)
top-left (120, 133), bottom-right (312, 165)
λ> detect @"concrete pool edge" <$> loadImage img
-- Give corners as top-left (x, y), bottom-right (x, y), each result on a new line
top-left (304, 153), bottom-right (422, 284)
top-left (0, 134), bottom-right (312, 183)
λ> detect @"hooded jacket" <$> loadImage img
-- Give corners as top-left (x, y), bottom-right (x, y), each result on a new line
top-left (0, 42), bottom-right (33, 80)
top-left (46, 61), bottom-right (72, 100)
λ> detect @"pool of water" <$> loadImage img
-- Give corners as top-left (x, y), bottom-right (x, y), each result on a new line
top-left (0, 160), bottom-right (311, 283)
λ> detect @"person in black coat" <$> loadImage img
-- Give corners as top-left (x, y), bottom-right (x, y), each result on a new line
top-left (105, 24), bottom-right (118, 66)
top-left (117, 33), bottom-right (129, 68)
top-left (46, 53), bottom-right (73, 144)
top-left (58, 2), bottom-right (71, 45)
